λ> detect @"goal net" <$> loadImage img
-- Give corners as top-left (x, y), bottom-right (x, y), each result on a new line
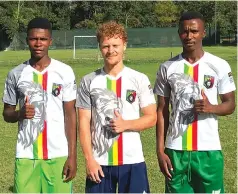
top-left (73, 36), bottom-right (101, 61)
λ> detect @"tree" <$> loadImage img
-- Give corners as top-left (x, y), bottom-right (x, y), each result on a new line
top-left (154, 1), bottom-right (179, 27)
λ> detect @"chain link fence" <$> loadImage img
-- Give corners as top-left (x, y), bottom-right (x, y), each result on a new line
top-left (9, 27), bottom-right (216, 50)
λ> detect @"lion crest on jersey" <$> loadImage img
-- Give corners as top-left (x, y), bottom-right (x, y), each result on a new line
top-left (18, 81), bottom-right (47, 148)
top-left (168, 73), bottom-right (200, 139)
top-left (91, 88), bottom-right (123, 156)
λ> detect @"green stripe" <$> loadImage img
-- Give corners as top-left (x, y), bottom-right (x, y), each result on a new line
top-left (106, 77), bottom-right (113, 164)
top-left (33, 72), bottom-right (38, 83)
top-left (184, 63), bottom-right (189, 74)
top-left (33, 72), bottom-right (38, 158)
top-left (107, 77), bottom-right (112, 90)
top-left (108, 147), bottom-right (113, 164)
top-left (33, 141), bottom-right (38, 159)
top-left (182, 131), bottom-right (187, 150)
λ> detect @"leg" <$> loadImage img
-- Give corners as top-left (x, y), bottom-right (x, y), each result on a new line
top-left (41, 156), bottom-right (72, 193)
top-left (14, 159), bottom-right (41, 193)
top-left (191, 151), bottom-right (224, 193)
top-left (85, 166), bottom-right (117, 193)
top-left (118, 162), bottom-right (150, 193)
top-left (164, 148), bottom-right (194, 193)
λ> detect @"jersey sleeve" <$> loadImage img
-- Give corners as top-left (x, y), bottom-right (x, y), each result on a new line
top-left (138, 74), bottom-right (156, 108)
top-left (153, 64), bottom-right (170, 97)
top-left (218, 61), bottom-right (236, 94)
top-left (62, 67), bottom-right (77, 102)
top-left (2, 71), bottom-right (18, 105)
top-left (76, 77), bottom-right (91, 109)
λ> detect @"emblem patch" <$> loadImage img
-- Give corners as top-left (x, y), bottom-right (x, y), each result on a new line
top-left (52, 83), bottom-right (62, 97)
top-left (204, 75), bottom-right (214, 89)
top-left (228, 72), bottom-right (234, 83)
top-left (126, 90), bottom-right (136, 103)
top-left (148, 85), bottom-right (153, 95)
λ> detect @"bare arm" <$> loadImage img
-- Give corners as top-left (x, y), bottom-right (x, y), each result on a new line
top-left (194, 91), bottom-right (236, 116)
top-left (62, 100), bottom-right (77, 182)
top-left (78, 108), bottom-right (93, 161)
top-left (3, 97), bottom-right (35, 123)
top-left (156, 96), bottom-right (170, 155)
top-left (156, 95), bottom-right (173, 180)
top-left (3, 104), bottom-right (19, 123)
top-left (78, 108), bottom-right (104, 183)
top-left (110, 103), bottom-right (157, 133)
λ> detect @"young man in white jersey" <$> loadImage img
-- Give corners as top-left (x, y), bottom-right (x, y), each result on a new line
top-left (76, 21), bottom-right (156, 193)
top-left (2, 17), bottom-right (77, 193)
top-left (154, 11), bottom-right (236, 193)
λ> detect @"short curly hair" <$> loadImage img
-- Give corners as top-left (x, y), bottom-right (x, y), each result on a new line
top-left (96, 21), bottom-right (128, 44)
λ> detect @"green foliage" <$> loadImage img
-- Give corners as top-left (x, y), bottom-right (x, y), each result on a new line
top-left (154, 1), bottom-right (179, 27)
top-left (0, 1), bottom-right (237, 42)
top-left (215, 1), bottom-right (237, 36)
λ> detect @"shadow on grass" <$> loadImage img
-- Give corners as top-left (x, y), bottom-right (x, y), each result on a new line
top-left (9, 186), bottom-right (13, 192)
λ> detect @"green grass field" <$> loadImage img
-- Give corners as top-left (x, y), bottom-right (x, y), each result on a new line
top-left (0, 46), bottom-right (237, 193)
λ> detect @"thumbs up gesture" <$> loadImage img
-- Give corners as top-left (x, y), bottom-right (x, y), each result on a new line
top-left (109, 109), bottom-right (127, 133)
top-left (194, 90), bottom-right (212, 113)
top-left (19, 96), bottom-right (35, 119)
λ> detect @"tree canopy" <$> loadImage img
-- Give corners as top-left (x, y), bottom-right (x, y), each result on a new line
top-left (0, 1), bottom-right (237, 41)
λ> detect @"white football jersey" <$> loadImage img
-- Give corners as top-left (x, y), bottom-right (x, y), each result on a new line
top-left (3, 59), bottom-right (76, 159)
top-left (154, 52), bottom-right (236, 151)
top-left (76, 67), bottom-right (155, 165)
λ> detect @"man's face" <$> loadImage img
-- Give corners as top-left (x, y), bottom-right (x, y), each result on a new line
top-left (27, 28), bottom-right (52, 59)
top-left (178, 19), bottom-right (205, 52)
top-left (100, 36), bottom-right (126, 67)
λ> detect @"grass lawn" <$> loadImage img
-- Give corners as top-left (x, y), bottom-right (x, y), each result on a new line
top-left (0, 46), bottom-right (236, 193)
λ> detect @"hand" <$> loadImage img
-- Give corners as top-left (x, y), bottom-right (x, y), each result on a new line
top-left (86, 158), bottom-right (104, 183)
top-left (62, 156), bottom-right (77, 182)
top-left (19, 96), bottom-right (35, 119)
top-left (157, 152), bottom-right (173, 180)
top-left (194, 90), bottom-right (212, 113)
top-left (109, 110), bottom-right (128, 133)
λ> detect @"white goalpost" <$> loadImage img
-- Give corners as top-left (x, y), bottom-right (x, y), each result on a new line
top-left (73, 36), bottom-right (101, 61)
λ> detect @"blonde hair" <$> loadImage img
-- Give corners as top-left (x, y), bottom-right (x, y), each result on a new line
top-left (96, 21), bottom-right (128, 43)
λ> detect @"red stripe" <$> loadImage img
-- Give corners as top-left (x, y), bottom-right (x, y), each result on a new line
top-left (118, 134), bottom-right (123, 165)
top-left (116, 77), bottom-right (121, 97)
top-left (116, 77), bottom-right (122, 164)
top-left (43, 121), bottom-right (48, 159)
top-left (42, 72), bottom-right (48, 159)
top-left (192, 64), bottom-right (198, 150)
top-left (193, 64), bottom-right (198, 82)
top-left (192, 115), bottom-right (198, 150)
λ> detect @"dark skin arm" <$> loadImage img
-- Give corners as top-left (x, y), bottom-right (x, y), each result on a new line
top-left (194, 90), bottom-right (236, 115)
top-left (156, 95), bottom-right (173, 180)
top-left (62, 100), bottom-right (77, 182)
top-left (3, 96), bottom-right (35, 122)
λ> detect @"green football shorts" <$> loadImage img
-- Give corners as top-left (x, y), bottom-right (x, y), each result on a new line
top-left (165, 148), bottom-right (224, 193)
top-left (14, 156), bottom-right (72, 193)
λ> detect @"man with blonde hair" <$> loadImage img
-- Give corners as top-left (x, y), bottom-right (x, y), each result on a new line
top-left (76, 21), bottom-right (156, 193)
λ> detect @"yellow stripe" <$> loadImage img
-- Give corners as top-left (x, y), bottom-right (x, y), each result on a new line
top-left (37, 74), bottom-right (43, 158)
top-left (37, 133), bottom-right (43, 158)
top-left (188, 66), bottom-right (193, 77)
top-left (111, 80), bottom-right (116, 93)
top-left (187, 124), bottom-right (193, 150)
top-left (113, 140), bottom-right (118, 165)
top-left (38, 74), bottom-right (43, 85)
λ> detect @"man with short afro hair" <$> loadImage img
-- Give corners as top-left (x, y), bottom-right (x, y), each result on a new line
top-left (2, 17), bottom-right (77, 193)
top-left (154, 11), bottom-right (236, 193)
